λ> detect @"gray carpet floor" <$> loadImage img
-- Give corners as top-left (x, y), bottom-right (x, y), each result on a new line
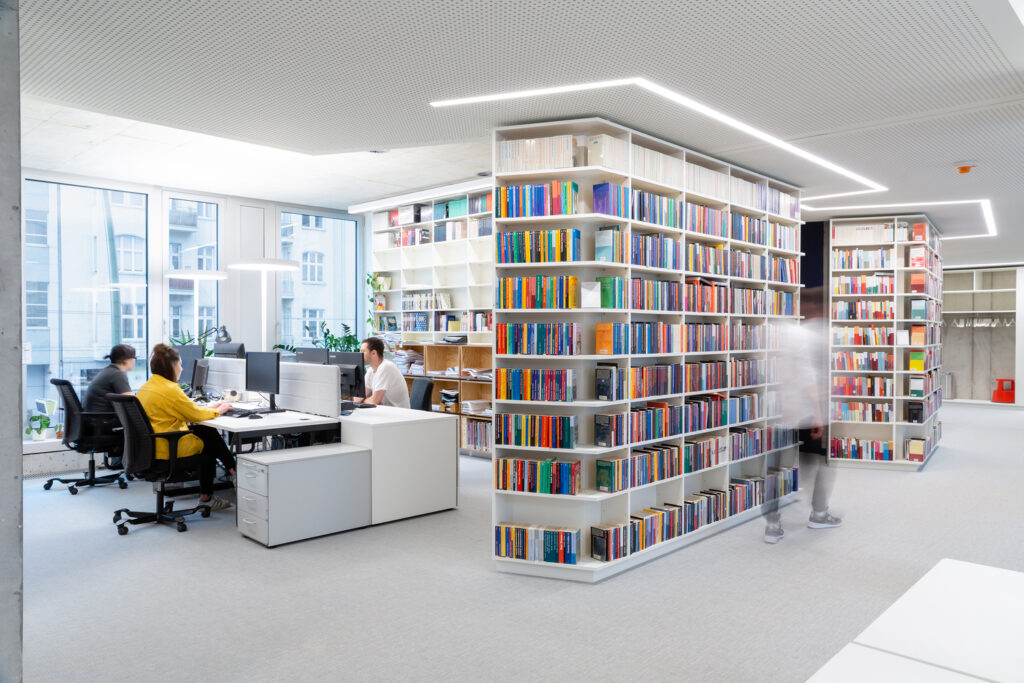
top-left (21, 403), bottom-right (1024, 682)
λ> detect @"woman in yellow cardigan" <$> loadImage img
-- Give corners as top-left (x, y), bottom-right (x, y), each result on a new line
top-left (136, 344), bottom-right (234, 511)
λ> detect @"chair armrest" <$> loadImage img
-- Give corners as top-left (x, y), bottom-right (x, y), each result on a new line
top-left (81, 411), bottom-right (117, 419)
top-left (152, 429), bottom-right (193, 477)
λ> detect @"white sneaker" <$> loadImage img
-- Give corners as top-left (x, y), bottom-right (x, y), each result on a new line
top-left (764, 524), bottom-right (784, 544)
top-left (808, 511), bottom-right (842, 529)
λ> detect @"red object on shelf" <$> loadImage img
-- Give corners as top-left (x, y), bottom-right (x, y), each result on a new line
top-left (992, 379), bottom-right (1015, 403)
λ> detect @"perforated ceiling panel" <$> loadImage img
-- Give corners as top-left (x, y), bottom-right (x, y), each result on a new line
top-left (18, 0), bottom-right (1024, 261)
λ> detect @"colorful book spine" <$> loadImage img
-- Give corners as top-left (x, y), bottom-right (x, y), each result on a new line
top-left (683, 489), bottom-right (727, 533)
top-left (468, 193), bottom-right (493, 214)
top-left (496, 275), bottom-right (579, 309)
top-left (732, 287), bottom-right (766, 315)
top-left (594, 412), bottom-right (628, 447)
top-left (831, 351), bottom-right (894, 371)
top-left (684, 394), bottom-right (728, 432)
top-left (495, 368), bottom-right (577, 402)
top-left (768, 256), bottom-right (799, 283)
top-left (631, 189), bottom-right (679, 227)
top-left (462, 419), bottom-right (491, 452)
top-left (831, 325), bottom-right (893, 346)
top-left (494, 523), bottom-right (579, 564)
top-left (595, 322), bottom-right (629, 355)
top-left (630, 322), bottom-right (682, 354)
top-left (685, 243), bottom-right (727, 275)
top-left (630, 504), bottom-right (684, 553)
top-left (767, 290), bottom-right (794, 316)
top-left (685, 278), bottom-right (729, 313)
top-left (494, 413), bottom-right (579, 448)
top-left (590, 523), bottom-right (629, 562)
top-left (768, 221), bottom-right (798, 251)
top-left (686, 322), bottom-right (727, 352)
top-left (685, 203), bottom-right (729, 237)
top-left (728, 358), bottom-right (766, 387)
top-left (597, 276), bottom-right (627, 309)
top-left (830, 437), bottom-right (895, 461)
top-left (628, 364), bottom-right (684, 398)
top-left (831, 300), bottom-right (894, 320)
top-left (683, 436), bottom-right (726, 472)
top-left (630, 232), bottom-right (681, 269)
top-left (686, 361), bottom-right (728, 392)
top-left (830, 401), bottom-right (893, 423)
top-left (832, 274), bottom-right (895, 295)
top-left (629, 402), bottom-right (684, 443)
top-left (592, 183), bottom-right (630, 218)
top-left (831, 376), bottom-right (893, 397)
top-left (730, 214), bottom-right (767, 245)
top-left (766, 466), bottom-right (799, 499)
top-left (495, 229), bottom-right (581, 263)
top-left (832, 248), bottom-right (891, 269)
top-left (729, 476), bottom-right (765, 515)
top-left (495, 322), bottom-right (582, 356)
top-left (730, 249), bottom-right (765, 280)
top-left (730, 322), bottom-right (766, 351)
top-left (495, 181), bottom-right (580, 218)
top-left (595, 444), bottom-right (683, 493)
top-left (595, 225), bottom-right (628, 263)
top-left (494, 457), bottom-right (581, 494)
top-left (630, 278), bottom-right (682, 311)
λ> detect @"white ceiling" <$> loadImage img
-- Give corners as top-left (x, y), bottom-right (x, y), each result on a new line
top-left (17, 0), bottom-right (1024, 265)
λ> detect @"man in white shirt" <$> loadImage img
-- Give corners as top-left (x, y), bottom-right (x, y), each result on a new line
top-left (354, 337), bottom-right (411, 409)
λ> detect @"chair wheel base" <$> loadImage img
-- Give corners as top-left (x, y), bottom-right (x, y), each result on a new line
top-left (112, 503), bottom-right (208, 535)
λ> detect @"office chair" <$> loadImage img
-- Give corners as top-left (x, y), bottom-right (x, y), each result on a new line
top-left (108, 394), bottom-right (211, 535)
top-left (410, 377), bottom-right (434, 412)
top-left (44, 379), bottom-right (127, 494)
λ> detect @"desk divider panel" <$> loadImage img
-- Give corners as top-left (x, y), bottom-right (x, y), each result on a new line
top-left (206, 357), bottom-right (246, 396)
top-left (277, 363), bottom-right (341, 417)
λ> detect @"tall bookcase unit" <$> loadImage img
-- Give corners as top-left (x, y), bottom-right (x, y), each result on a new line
top-left (828, 216), bottom-right (944, 470)
top-left (942, 266), bottom-right (1023, 405)
top-left (492, 118), bottom-right (802, 582)
top-left (370, 190), bottom-right (494, 344)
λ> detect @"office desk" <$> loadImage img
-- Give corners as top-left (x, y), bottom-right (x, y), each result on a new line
top-left (202, 410), bottom-right (339, 453)
top-left (338, 406), bottom-right (458, 524)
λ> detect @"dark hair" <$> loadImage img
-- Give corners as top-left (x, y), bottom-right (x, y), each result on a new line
top-left (105, 344), bottom-right (136, 364)
top-left (150, 343), bottom-right (180, 382)
top-left (362, 337), bottom-right (385, 358)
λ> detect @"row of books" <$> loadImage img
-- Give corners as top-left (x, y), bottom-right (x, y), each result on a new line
top-left (632, 232), bottom-right (680, 269)
top-left (731, 176), bottom-right (766, 209)
top-left (832, 247), bottom-right (892, 270)
top-left (631, 321), bottom-right (683, 354)
top-left (495, 322), bottom-right (582, 356)
top-left (469, 193), bottom-right (493, 214)
top-left (832, 300), bottom-right (894, 320)
top-left (403, 312), bottom-right (429, 332)
top-left (831, 401), bottom-right (894, 423)
top-left (830, 437), bottom-right (896, 461)
top-left (628, 363), bottom-right (685, 398)
top-left (767, 188), bottom-right (799, 219)
top-left (909, 298), bottom-right (939, 320)
top-left (686, 279), bottom-right (728, 313)
top-left (595, 363), bottom-right (627, 401)
top-left (686, 204), bottom-right (729, 237)
top-left (494, 523), bottom-right (580, 564)
top-left (832, 274), bottom-right (895, 295)
top-left (495, 368), bottom-right (578, 402)
top-left (769, 255), bottom-right (799, 283)
top-left (494, 457), bottom-right (582, 494)
top-left (495, 413), bottom-right (578, 448)
top-left (592, 183), bottom-right (630, 218)
top-left (494, 133), bottom-right (577, 173)
top-left (495, 228), bottom-right (581, 263)
top-left (686, 162), bottom-right (729, 199)
top-left (402, 292), bottom-right (454, 311)
top-left (633, 143), bottom-right (684, 186)
top-left (461, 419), bottom-right (491, 452)
top-left (733, 287), bottom-right (766, 315)
top-left (731, 249), bottom-right (764, 280)
top-left (630, 504), bottom-right (684, 552)
top-left (632, 188), bottom-right (680, 227)
top-left (581, 277), bottom-right (627, 309)
top-left (908, 272), bottom-right (941, 297)
top-left (832, 325), bottom-right (893, 346)
top-left (594, 403), bottom-right (683, 447)
top-left (686, 243), bottom-right (727, 274)
top-left (496, 275), bottom-right (579, 309)
top-left (832, 375), bottom-right (894, 397)
top-left (495, 182), bottom-right (580, 218)
top-left (597, 443), bottom-right (683, 493)
top-left (768, 291), bottom-right (795, 316)
top-left (730, 214), bottom-right (799, 251)
top-left (831, 221), bottom-right (938, 250)
top-left (731, 425), bottom-right (797, 460)
top-left (768, 466), bottom-right (799, 499)
top-left (908, 347), bottom-right (942, 372)
top-left (832, 350), bottom-right (893, 372)
top-left (596, 225), bottom-right (628, 263)
top-left (729, 476), bottom-right (765, 515)
top-left (629, 278), bottom-right (683, 311)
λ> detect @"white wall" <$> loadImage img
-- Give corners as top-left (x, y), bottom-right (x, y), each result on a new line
top-left (21, 168), bottom-right (366, 354)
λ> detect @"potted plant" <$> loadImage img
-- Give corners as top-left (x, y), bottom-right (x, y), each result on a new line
top-left (25, 414), bottom-right (50, 441)
top-left (54, 423), bottom-right (64, 440)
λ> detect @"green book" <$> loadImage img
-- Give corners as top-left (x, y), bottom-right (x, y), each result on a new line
top-left (595, 459), bottom-right (614, 492)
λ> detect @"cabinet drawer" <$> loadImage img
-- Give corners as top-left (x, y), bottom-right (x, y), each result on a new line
top-left (237, 489), bottom-right (268, 520)
top-left (236, 459), bottom-right (268, 496)
top-left (238, 514), bottom-right (269, 546)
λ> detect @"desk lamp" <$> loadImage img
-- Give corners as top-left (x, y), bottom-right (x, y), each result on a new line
top-left (227, 258), bottom-right (299, 351)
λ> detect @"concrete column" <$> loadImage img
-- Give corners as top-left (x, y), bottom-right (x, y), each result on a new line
top-left (0, 1), bottom-right (23, 680)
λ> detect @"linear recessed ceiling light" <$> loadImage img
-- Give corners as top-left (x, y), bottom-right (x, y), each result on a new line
top-left (801, 198), bottom-right (996, 240)
top-left (431, 77), bottom-right (887, 197)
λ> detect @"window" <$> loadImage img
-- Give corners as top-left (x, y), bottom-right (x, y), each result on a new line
top-left (25, 281), bottom-right (47, 328)
top-left (167, 198), bottom-right (218, 341)
top-left (121, 304), bottom-right (146, 341)
top-left (25, 209), bottom-right (48, 246)
top-left (170, 305), bottom-right (182, 339)
top-left (116, 235), bottom-right (145, 273)
top-left (197, 245), bottom-right (215, 271)
top-left (198, 306), bottom-right (215, 332)
top-left (279, 211), bottom-right (359, 348)
top-left (302, 251), bottom-right (324, 283)
top-left (302, 308), bottom-right (325, 340)
top-left (21, 180), bottom-right (149, 437)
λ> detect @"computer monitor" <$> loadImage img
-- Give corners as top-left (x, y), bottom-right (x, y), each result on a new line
top-left (245, 351), bottom-right (282, 412)
top-left (330, 351), bottom-right (366, 400)
top-left (214, 342), bottom-right (246, 358)
top-left (294, 347), bottom-right (329, 365)
top-left (174, 344), bottom-right (204, 386)
top-left (191, 359), bottom-right (210, 399)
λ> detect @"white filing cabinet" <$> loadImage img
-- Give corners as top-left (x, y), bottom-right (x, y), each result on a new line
top-left (236, 443), bottom-right (371, 547)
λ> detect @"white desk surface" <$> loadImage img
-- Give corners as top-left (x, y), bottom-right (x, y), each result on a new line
top-left (853, 558), bottom-right (1024, 681)
top-left (808, 644), bottom-right (978, 682)
top-left (202, 410), bottom-right (338, 433)
top-left (240, 442), bottom-right (368, 466)
top-left (338, 404), bottom-right (458, 425)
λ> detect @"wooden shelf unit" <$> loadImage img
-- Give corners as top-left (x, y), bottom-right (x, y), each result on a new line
top-left (828, 215), bottom-right (944, 469)
top-left (492, 117), bottom-right (803, 582)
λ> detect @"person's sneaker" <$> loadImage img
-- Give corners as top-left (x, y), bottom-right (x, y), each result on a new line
top-left (201, 496), bottom-right (232, 512)
top-left (764, 523), bottom-right (784, 544)
top-left (807, 511), bottom-right (842, 529)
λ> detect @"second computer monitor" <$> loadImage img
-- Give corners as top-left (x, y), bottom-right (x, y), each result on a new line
top-left (174, 344), bottom-right (204, 386)
top-left (329, 351), bottom-right (365, 400)
top-left (295, 347), bottom-right (329, 365)
top-left (214, 342), bottom-right (246, 358)
top-left (191, 359), bottom-right (210, 399)
top-left (245, 351), bottom-right (281, 411)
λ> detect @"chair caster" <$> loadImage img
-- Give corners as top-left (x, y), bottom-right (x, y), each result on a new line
top-left (126, 474), bottom-right (134, 481)
top-left (43, 481), bottom-right (53, 491)
top-left (200, 507), bottom-right (211, 518)
top-left (117, 524), bottom-right (128, 536)
top-left (69, 486), bottom-right (78, 495)
top-left (176, 522), bottom-right (187, 532)
top-left (163, 502), bottom-right (174, 513)
top-left (118, 480), bottom-right (128, 489)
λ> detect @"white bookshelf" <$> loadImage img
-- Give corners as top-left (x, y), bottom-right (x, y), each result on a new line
top-left (828, 215), bottom-right (944, 470)
top-left (369, 189), bottom-right (494, 344)
top-left (492, 118), bottom-right (802, 582)
top-left (942, 265), bottom-right (1023, 405)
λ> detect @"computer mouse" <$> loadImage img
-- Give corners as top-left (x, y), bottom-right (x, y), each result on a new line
top-left (247, 414), bottom-right (263, 419)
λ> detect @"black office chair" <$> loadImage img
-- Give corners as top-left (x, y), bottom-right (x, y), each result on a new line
top-left (44, 379), bottom-right (127, 494)
top-left (108, 394), bottom-right (211, 535)
top-left (410, 377), bottom-right (434, 412)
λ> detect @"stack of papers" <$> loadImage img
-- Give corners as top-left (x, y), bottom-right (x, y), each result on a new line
top-left (462, 367), bottom-right (493, 380)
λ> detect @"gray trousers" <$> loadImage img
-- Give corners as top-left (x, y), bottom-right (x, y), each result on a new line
top-left (764, 451), bottom-right (835, 524)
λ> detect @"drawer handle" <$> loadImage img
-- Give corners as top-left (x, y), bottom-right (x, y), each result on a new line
top-left (242, 495), bottom-right (256, 502)
top-left (241, 518), bottom-right (257, 525)
top-left (244, 471), bottom-right (259, 478)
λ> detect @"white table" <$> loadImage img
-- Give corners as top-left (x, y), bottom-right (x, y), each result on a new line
top-left (808, 644), bottom-right (978, 682)
top-left (810, 559), bottom-right (1024, 681)
top-left (338, 405), bottom-right (458, 524)
top-left (202, 409), bottom-right (339, 437)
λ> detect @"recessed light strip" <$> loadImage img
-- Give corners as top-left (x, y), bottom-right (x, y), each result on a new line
top-left (430, 76), bottom-right (887, 195)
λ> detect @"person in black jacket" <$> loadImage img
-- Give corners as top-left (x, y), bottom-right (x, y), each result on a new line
top-left (83, 344), bottom-right (136, 468)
